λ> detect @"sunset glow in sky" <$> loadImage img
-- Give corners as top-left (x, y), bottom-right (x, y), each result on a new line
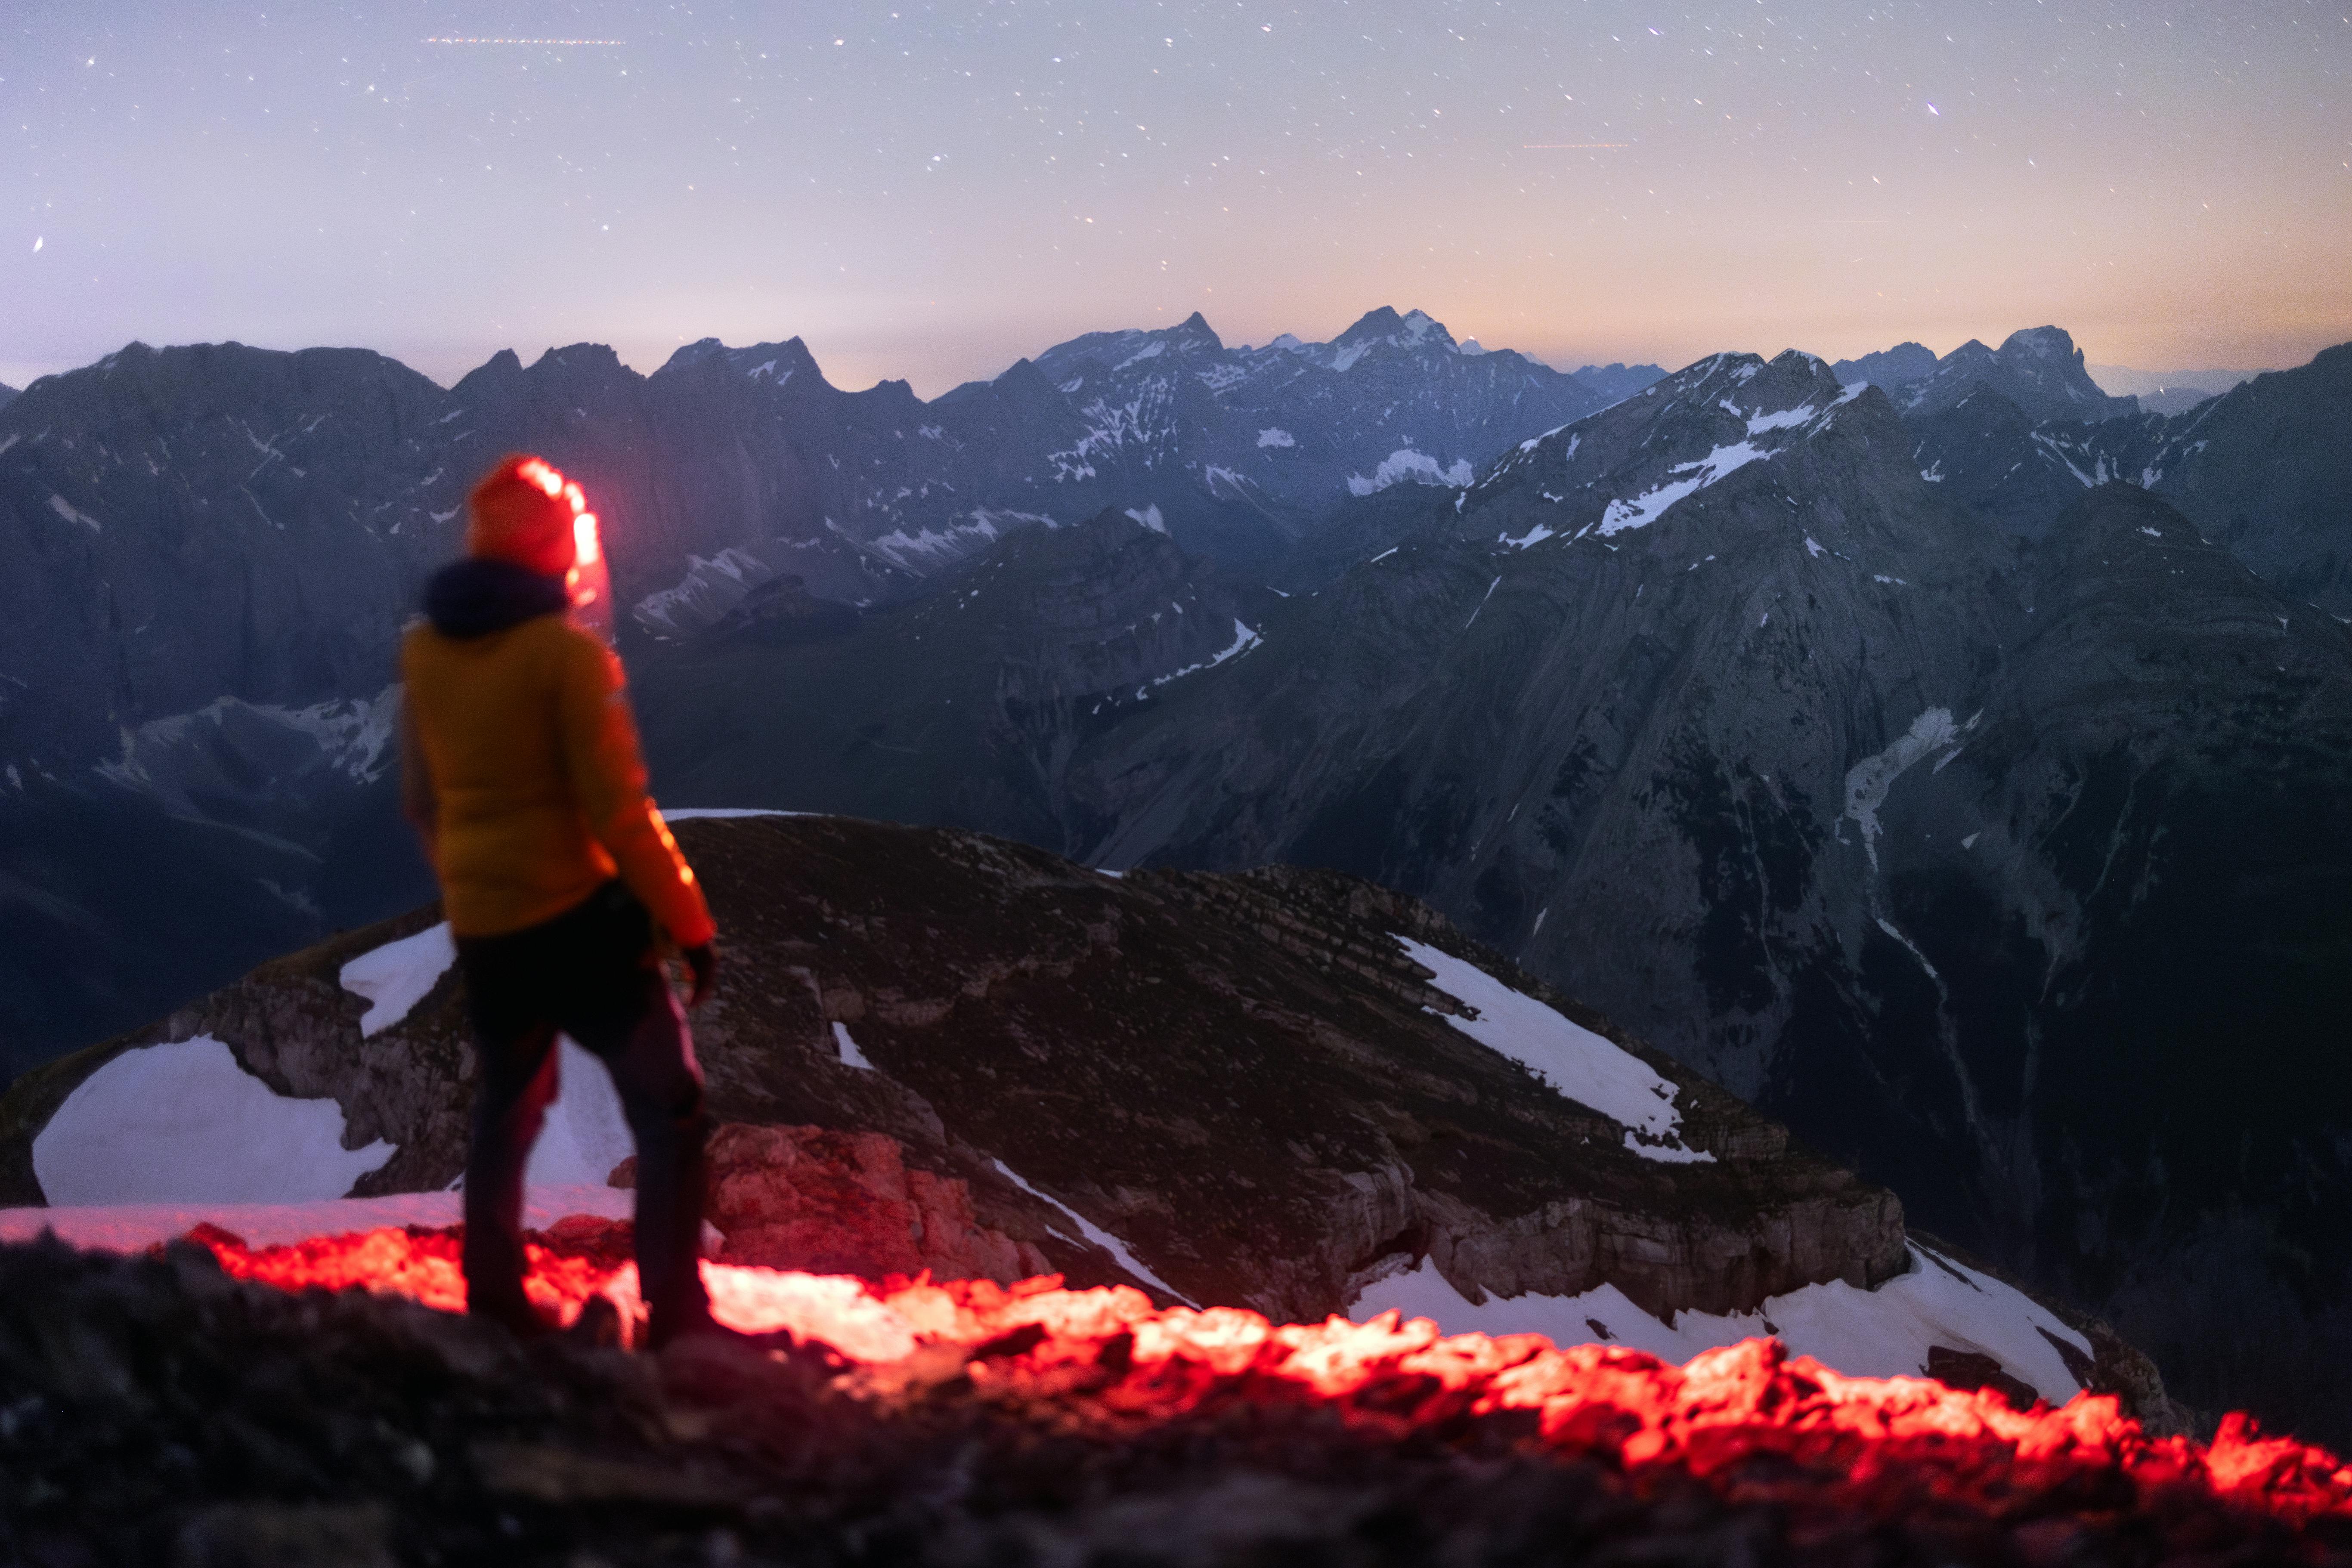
top-left (5, 1), bottom-right (2348, 394)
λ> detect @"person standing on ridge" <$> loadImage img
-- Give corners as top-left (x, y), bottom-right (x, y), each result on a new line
top-left (399, 454), bottom-right (725, 1347)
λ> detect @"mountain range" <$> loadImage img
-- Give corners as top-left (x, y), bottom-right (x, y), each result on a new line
top-left (0, 309), bottom-right (1602, 1070)
top-left (3, 310), bottom-right (2349, 1441)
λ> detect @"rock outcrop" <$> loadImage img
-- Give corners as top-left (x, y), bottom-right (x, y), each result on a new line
top-left (625, 1121), bottom-right (1052, 1284)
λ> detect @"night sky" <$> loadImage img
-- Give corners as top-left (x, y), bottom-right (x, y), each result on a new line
top-left (6, 2), bottom-right (2348, 395)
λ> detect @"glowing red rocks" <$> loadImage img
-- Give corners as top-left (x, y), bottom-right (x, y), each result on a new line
top-left (188, 1222), bottom-right (2352, 1531)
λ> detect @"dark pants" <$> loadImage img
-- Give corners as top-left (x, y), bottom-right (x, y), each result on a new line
top-left (455, 880), bottom-right (713, 1339)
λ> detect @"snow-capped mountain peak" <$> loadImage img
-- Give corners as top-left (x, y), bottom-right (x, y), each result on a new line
top-left (1323, 306), bottom-right (1461, 370)
top-left (1463, 348), bottom-right (1863, 549)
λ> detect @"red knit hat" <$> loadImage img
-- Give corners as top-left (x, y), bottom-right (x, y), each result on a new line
top-left (467, 455), bottom-right (579, 578)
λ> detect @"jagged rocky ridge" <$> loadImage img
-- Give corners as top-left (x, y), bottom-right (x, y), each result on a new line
top-left (1838, 327), bottom-right (2139, 424)
top-left (0, 311), bottom-right (1595, 1069)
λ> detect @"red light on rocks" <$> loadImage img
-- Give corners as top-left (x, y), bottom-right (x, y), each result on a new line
top-left (179, 1220), bottom-right (2352, 1534)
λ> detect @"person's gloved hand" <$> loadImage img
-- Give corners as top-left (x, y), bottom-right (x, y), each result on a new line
top-left (682, 942), bottom-right (719, 1010)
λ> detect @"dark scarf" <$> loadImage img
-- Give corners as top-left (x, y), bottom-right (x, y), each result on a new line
top-left (422, 558), bottom-right (570, 637)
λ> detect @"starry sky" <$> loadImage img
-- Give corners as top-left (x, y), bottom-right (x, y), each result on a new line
top-left (5, 1), bottom-right (2348, 396)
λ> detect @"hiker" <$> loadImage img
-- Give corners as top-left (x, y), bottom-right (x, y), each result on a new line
top-left (399, 454), bottom-right (725, 1347)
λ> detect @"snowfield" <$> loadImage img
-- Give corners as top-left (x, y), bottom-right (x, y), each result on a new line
top-left (32, 1036), bottom-right (397, 1205)
top-left (29, 919), bottom-right (655, 1207)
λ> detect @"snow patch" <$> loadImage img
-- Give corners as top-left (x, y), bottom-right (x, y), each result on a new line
top-left (523, 1038), bottom-right (636, 1191)
top-left (1350, 1240), bottom-right (2090, 1407)
top-left (1395, 937), bottom-right (1708, 1161)
top-left (1875, 918), bottom-right (1942, 980)
top-left (992, 1159), bottom-right (1190, 1302)
top-left (1124, 503), bottom-right (1167, 534)
top-left (1347, 448), bottom-right (1475, 496)
top-left (833, 1021), bottom-right (877, 1071)
top-left (857, 509), bottom-right (1052, 572)
top-left (1255, 427), bottom-right (1296, 448)
top-left (33, 1037), bottom-right (396, 1205)
top-left (632, 547), bottom-right (774, 637)
top-left (97, 687), bottom-right (399, 807)
top-left (661, 807), bottom-right (805, 821)
top-left (1804, 536), bottom-right (1826, 558)
top-left (1149, 619), bottom-right (1261, 687)
top-left (340, 923), bottom-right (456, 1038)
top-left (48, 493), bottom-right (99, 532)
top-left (1464, 575), bottom-right (1501, 629)
top-left (1743, 404), bottom-right (1817, 435)
top-left (1844, 708), bottom-right (1967, 870)
top-left (1592, 442), bottom-right (1770, 537)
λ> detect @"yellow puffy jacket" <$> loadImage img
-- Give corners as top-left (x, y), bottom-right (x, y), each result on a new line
top-left (399, 609), bottom-right (716, 947)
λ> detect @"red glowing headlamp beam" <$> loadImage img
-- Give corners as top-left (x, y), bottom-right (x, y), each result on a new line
top-left (515, 457), bottom-right (603, 599)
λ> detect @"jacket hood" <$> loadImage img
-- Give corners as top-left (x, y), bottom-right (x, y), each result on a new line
top-left (423, 557), bottom-right (572, 638)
